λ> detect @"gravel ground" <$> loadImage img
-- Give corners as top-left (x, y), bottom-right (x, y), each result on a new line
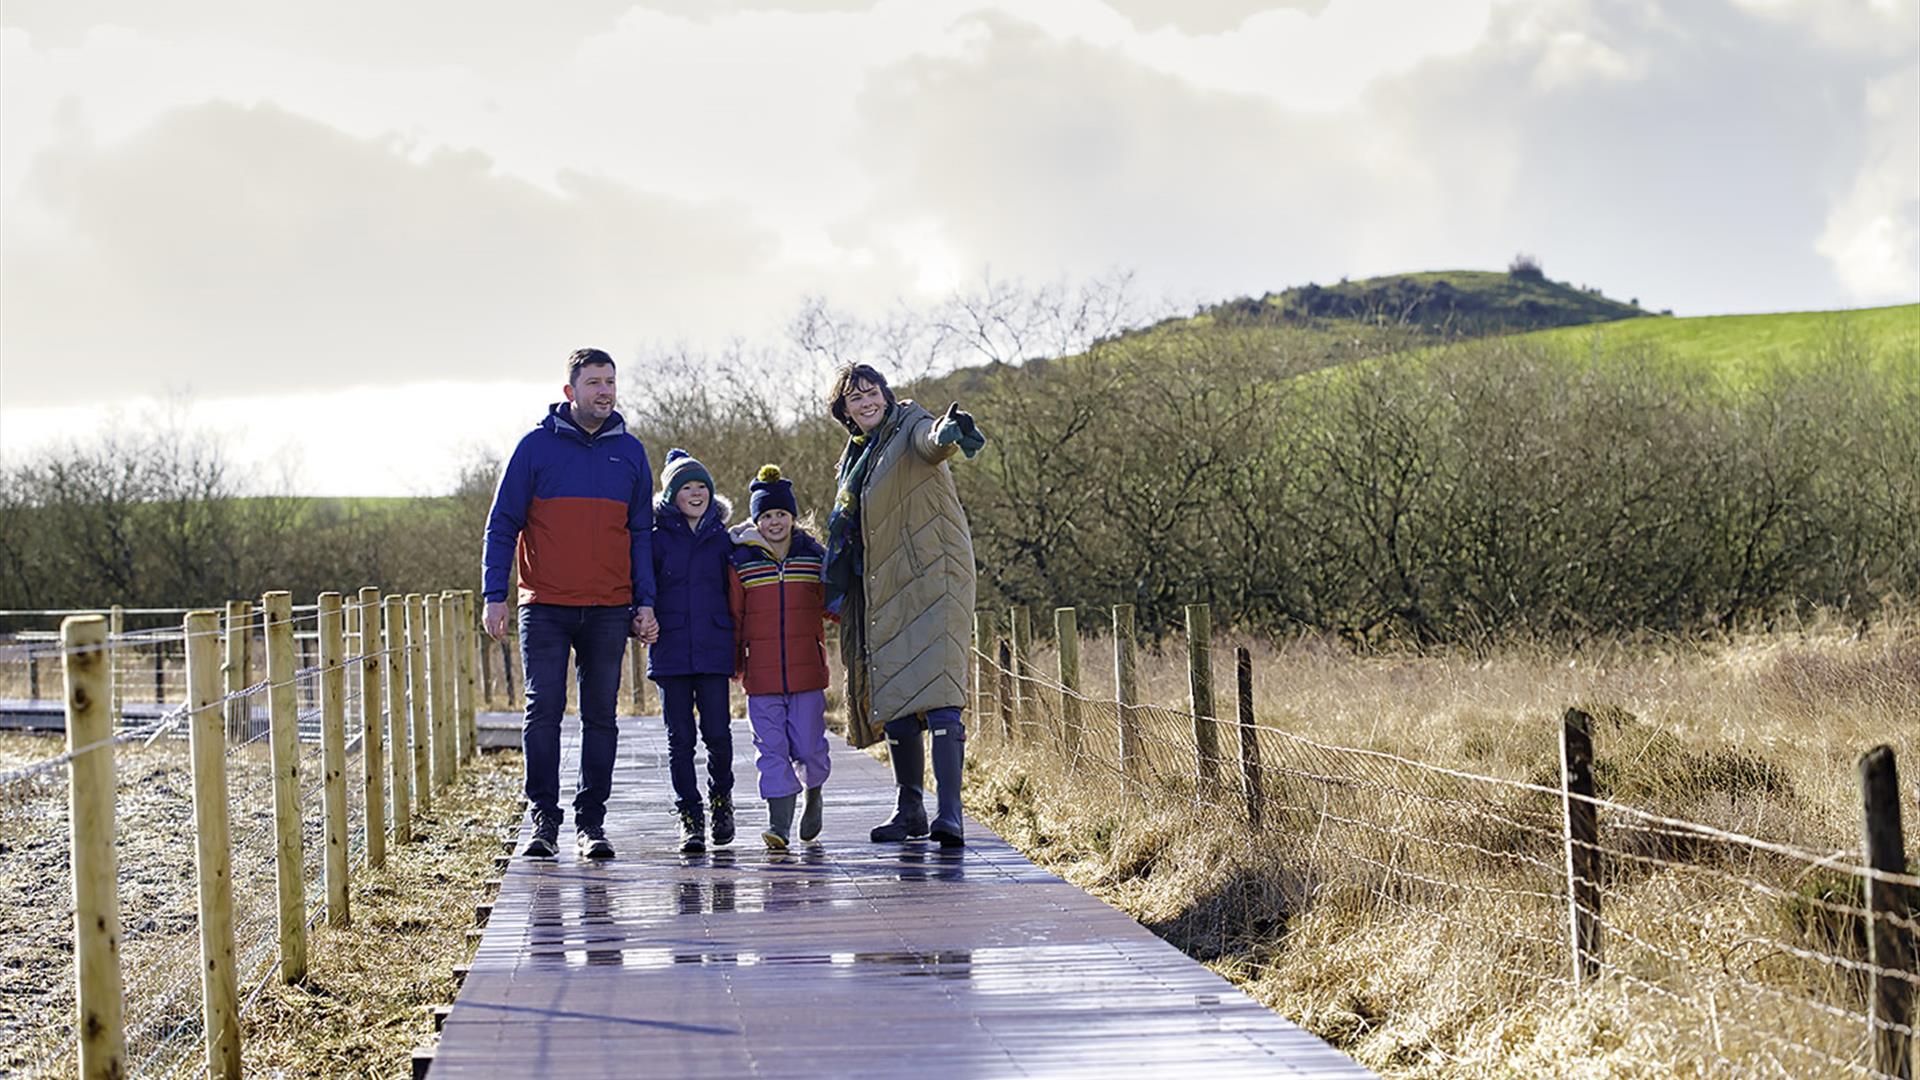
top-left (1, 730), bottom-right (520, 1078)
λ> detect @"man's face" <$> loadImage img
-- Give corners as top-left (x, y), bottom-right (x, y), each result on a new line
top-left (757, 508), bottom-right (793, 544)
top-left (675, 480), bottom-right (711, 520)
top-left (564, 363), bottom-right (617, 424)
top-left (843, 381), bottom-right (887, 433)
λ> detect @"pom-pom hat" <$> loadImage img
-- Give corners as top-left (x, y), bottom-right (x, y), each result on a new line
top-left (749, 464), bottom-right (798, 521)
top-left (660, 448), bottom-right (713, 503)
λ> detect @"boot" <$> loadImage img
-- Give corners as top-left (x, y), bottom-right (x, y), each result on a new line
top-left (762, 794), bottom-right (797, 850)
top-left (870, 718), bottom-right (929, 842)
top-left (928, 719), bottom-right (966, 849)
top-left (676, 803), bottom-right (706, 854)
top-left (710, 791), bottom-right (736, 847)
top-left (799, 786), bottom-right (824, 843)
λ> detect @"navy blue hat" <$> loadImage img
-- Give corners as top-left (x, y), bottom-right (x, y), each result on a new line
top-left (660, 448), bottom-right (713, 503)
top-left (749, 464), bottom-right (798, 521)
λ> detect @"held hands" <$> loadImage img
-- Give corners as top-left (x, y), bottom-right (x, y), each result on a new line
top-left (483, 600), bottom-right (512, 642)
top-left (629, 606), bottom-right (659, 644)
top-left (933, 401), bottom-right (986, 458)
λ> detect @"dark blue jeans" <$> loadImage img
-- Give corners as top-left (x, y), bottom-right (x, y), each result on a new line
top-left (520, 603), bottom-right (629, 830)
top-left (655, 673), bottom-right (733, 812)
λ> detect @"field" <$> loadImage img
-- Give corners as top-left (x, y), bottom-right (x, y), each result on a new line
top-left (960, 613), bottom-right (1918, 1077)
top-left (1522, 302), bottom-right (1920, 389)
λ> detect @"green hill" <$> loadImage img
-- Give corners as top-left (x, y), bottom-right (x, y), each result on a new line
top-left (1518, 303), bottom-right (1919, 388)
top-left (1176, 268), bottom-right (1651, 338)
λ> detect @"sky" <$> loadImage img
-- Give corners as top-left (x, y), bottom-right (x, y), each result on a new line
top-left (1, 0), bottom-right (1916, 495)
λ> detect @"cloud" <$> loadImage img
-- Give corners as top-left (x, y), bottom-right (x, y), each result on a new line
top-left (1818, 64), bottom-right (1920, 301)
top-left (0, 101), bottom-right (795, 403)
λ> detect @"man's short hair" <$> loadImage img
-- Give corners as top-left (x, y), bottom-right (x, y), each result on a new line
top-left (568, 348), bottom-right (616, 386)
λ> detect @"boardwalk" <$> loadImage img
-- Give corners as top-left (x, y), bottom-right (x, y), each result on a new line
top-left (433, 714), bottom-right (1374, 1079)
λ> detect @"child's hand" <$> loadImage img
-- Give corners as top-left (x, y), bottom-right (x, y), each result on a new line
top-left (933, 401), bottom-right (986, 458)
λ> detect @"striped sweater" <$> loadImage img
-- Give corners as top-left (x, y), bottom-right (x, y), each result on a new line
top-left (726, 525), bottom-right (830, 695)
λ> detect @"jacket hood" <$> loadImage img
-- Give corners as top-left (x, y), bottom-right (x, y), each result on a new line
top-left (544, 401), bottom-right (628, 443)
top-left (654, 491), bottom-right (733, 529)
top-left (729, 522), bottom-right (823, 559)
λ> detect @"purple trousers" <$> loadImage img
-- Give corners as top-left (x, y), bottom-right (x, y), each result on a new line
top-left (747, 689), bottom-right (831, 799)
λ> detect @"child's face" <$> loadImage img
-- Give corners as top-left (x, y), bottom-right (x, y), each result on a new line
top-left (757, 509), bottom-right (793, 544)
top-left (674, 481), bottom-right (710, 520)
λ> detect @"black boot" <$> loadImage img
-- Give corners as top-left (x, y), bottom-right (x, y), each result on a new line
top-left (763, 794), bottom-right (797, 850)
top-left (798, 786), bottom-right (824, 843)
top-left (676, 803), bottom-right (706, 854)
top-left (870, 717), bottom-right (929, 842)
top-left (929, 719), bottom-right (966, 849)
top-left (710, 791), bottom-right (736, 847)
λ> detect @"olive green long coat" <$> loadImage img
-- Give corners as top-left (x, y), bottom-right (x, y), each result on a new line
top-left (839, 400), bottom-right (977, 747)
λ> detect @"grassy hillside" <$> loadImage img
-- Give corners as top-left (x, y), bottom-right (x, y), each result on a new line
top-left (1520, 302), bottom-right (1920, 388)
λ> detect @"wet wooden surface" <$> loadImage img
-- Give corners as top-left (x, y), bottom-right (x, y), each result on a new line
top-left (435, 714), bottom-right (1374, 1078)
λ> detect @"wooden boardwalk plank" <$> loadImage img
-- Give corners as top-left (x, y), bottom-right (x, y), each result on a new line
top-left (436, 714), bottom-right (1373, 1078)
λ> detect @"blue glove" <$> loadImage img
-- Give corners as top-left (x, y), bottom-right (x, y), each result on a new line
top-left (933, 401), bottom-right (986, 458)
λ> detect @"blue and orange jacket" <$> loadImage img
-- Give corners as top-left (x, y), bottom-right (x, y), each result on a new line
top-left (482, 403), bottom-right (655, 609)
top-left (726, 524), bottom-right (830, 696)
top-left (647, 494), bottom-right (736, 678)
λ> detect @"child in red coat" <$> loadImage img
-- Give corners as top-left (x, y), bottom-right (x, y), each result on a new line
top-left (727, 465), bottom-right (832, 848)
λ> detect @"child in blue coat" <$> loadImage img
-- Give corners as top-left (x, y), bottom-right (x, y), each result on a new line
top-left (649, 448), bottom-right (737, 852)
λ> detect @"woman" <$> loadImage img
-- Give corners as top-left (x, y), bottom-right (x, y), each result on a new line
top-left (823, 363), bottom-right (986, 848)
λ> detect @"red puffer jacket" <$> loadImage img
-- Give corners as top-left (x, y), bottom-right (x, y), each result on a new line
top-left (726, 525), bottom-right (830, 695)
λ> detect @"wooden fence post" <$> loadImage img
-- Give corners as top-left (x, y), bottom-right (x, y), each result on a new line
top-left (107, 604), bottom-right (123, 723)
top-left (152, 646), bottom-right (165, 704)
top-left (384, 595), bottom-right (413, 840)
top-left (501, 639), bottom-right (517, 710)
top-left (1236, 646), bottom-right (1263, 827)
top-left (317, 592), bottom-right (350, 928)
top-left (972, 610), bottom-right (993, 722)
top-left (628, 637), bottom-right (644, 715)
top-left (262, 590), bottom-right (308, 983)
top-left (997, 639), bottom-right (1014, 741)
top-left (460, 591), bottom-right (480, 759)
top-left (358, 587), bottom-right (387, 869)
top-left (1056, 607), bottom-right (1081, 758)
top-left (1010, 605), bottom-right (1032, 740)
top-left (1186, 603), bottom-right (1219, 794)
top-left (1113, 605), bottom-right (1139, 781)
top-left (1562, 707), bottom-right (1602, 987)
top-left (405, 594), bottom-right (431, 811)
top-left (185, 608), bottom-right (241, 1078)
top-left (1859, 745), bottom-right (1915, 1078)
top-left (63, 614), bottom-right (126, 1080)
top-left (223, 601), bottom-right (250, 740)
top-left (28, 652), bottom-right (40, 701)
top-left (432, 592), bottom-right (455, 786)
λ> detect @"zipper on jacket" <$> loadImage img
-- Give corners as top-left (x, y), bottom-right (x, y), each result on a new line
top-left (776, 549), bottom-right (789, 695)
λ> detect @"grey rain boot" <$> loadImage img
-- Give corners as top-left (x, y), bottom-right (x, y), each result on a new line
top-left (799, 786), bottom-right (824, 843)
top-left (762, 794), bottom-right (797, 851)
top-left (929, 719), bottom-right (966, 849)
top-left (869, 718), bottom-right (929, 842)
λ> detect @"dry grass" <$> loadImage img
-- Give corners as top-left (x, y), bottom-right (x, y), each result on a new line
top-left (1, 732), bottom-right (521, 1080)
top-left (962, 614), bottom-right (1919, 1078)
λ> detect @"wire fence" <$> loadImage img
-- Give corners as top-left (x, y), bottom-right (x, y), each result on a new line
top-left (971, 604), bottom-right (1917, 1079)
top-left (0, 590), bottom-right (482, 1078)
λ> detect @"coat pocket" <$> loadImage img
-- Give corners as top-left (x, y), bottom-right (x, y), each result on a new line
top-left (900, 524), bottom-right (925, 575)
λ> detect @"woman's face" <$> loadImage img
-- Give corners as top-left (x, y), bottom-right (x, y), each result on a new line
top-left (843, 381), bottom-right (888, 434)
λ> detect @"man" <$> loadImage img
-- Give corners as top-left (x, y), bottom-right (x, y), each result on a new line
top-left (483, 348), bottom-right (659, 860)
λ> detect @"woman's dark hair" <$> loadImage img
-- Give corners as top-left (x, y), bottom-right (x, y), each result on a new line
top-left (827, 362), bottom-right (896, 434)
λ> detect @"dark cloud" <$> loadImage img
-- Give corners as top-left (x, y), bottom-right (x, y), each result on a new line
top-left (0, 101), bottom-right (787, 403)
